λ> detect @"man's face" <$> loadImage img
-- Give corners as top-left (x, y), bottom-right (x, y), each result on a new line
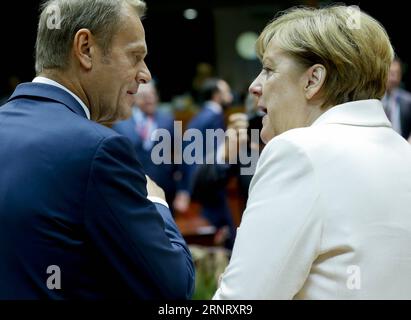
top-left (89, 6), bottom-right (151, 124)
top-left (217, 80), bottom-right (233, 107)
top-left (387, 60), bottom-right (402, 93)
top-left (134, 83), bottom-right (158, 116)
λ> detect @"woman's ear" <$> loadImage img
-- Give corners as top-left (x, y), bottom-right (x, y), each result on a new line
top-left (304, 64), bottom-right (326, 100)
top-left (72, 28), bottom-right (95, 70)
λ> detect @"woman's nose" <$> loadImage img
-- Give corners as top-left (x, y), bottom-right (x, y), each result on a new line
top-left (249, 79), bottom-right (262, 97)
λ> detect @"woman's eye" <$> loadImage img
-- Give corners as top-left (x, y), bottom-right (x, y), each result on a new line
top-left (262, 67), bottom-right (273, 79)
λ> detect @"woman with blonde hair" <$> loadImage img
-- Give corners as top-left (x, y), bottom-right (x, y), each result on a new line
top-left (214, 5), bottom-right (411, 299)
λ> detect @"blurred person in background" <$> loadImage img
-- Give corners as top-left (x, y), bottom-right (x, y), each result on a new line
top-left (381, 56), bottom-right (411, 142)
top-left (191, 62), bottom-right (215, 104)
top-left (173, 77), bottom-right (236, 248)
top-left (0, 75), bottom-right (21, 105)
top-left (193, 93), bottom-right (264, 211)
top-left (112, 81), bottom-right (179, 207)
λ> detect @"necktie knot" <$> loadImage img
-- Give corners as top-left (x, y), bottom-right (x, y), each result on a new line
top-left (136, 114), bottom-right (155, 150)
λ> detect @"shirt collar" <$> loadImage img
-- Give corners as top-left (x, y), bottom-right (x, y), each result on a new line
top-left (33, 76), bottom-right (91, 120)
top-left (205, 101), bottom-right (223, 114)
top-left (311, 99), bottom-right (391, 128)
top-left (132, 106), bottom-right (144, 123)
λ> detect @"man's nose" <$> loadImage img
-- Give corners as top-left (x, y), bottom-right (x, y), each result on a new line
top-left (138, 62), bottom-right (152, 84)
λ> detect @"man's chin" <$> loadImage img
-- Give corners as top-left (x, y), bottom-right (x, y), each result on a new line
top-left (119, 107), bottom-right (132, 120)
top-left (95, 105), bottom-right (131, 128)
top-left (117, 105), bottom-right (132, 121)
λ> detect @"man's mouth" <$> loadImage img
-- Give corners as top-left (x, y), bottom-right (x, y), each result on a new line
top-left (127, 90), bottom-right (137, 95)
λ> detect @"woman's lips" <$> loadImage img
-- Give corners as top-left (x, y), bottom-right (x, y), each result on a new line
top-left (258, 106), bottom-right (267, 115)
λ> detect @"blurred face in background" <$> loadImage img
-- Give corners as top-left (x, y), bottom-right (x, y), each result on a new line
top-left (134, 82), bottom-right (158, 116)
top-left (216, 80), bottom-right (233, 107)
top-left (387, 60), bottom-right (402, 93)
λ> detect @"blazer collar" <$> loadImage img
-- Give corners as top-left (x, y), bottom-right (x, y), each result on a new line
top-left (204, 101), bottom-right (223, 114)
top-left (312, 99), bottom-right (391, 128)
top-left (8, 82), bottom-right (88, 119)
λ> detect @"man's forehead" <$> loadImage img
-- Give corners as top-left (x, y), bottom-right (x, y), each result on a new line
top-left (116, 8), bottom-right (146, 50)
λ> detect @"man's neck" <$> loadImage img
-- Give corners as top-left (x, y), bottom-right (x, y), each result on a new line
top-left (40, 70), bottom-right (90, 109)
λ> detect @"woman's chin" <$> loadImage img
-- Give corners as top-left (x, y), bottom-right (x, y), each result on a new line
top-left (260, 128), bottom-right (275, 144)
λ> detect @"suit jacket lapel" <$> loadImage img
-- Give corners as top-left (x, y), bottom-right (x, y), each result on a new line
top-left (8, 83), bottom-right (88, 119)
top-left (125, 117), bottom-right (142, 146)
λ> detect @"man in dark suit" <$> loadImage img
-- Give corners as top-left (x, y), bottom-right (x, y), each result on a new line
top-left (0, 0), bottom-right (194, 299)
top-left (112, 82), bottom-right (178, 207)
top-left (382, 56), bottom-right (411, 141)
top-left (173, 78), bottom-right (236, 248)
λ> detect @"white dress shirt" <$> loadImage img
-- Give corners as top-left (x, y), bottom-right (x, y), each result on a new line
top-left (33, 76), bottom-right (91, 120)
top-left (214, 99), bottom-right (411, 299)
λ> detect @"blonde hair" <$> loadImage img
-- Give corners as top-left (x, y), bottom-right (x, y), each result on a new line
top-left (35, 0), bottom-right (146, 74)
top-left (256, 5), bottom-right (394, 107)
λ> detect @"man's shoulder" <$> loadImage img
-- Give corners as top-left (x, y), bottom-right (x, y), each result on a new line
top-left (188, 107), bottom-right (222, 129)
top-left (155, 110), bottom-right (174, 127)
top-left (396, 88), bottom-right (411, 104)
top-left (46, 107), bottom-right (121, 146)
top-left (4, 82), bottom-right (121, 144)
top-left (40, 103), bottom-right (122, 153)
top-left (85, 120), bottom-right (121, 140)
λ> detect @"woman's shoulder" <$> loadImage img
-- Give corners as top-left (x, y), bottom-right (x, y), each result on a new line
top-left (264, 126), bottom-right (325, 153)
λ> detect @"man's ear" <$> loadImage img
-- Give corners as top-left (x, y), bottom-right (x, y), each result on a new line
top-left (73, 29), bottom-right (95, 70)
top-left (304, 64), bottom-right (326, 100)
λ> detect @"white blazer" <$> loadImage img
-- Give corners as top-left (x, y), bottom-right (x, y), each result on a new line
top-left (213, 99), bottom-right (411, 299)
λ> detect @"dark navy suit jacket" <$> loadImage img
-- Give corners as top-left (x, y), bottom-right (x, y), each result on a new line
top-left (0, 83), bottom-right (195, 299)
top-left (112, 110), bottom-right (177, 205)
top-left (179, 103), bottom-right (225, 194)
top-left (396, 88), bottom-right (411, 139)
top-left (179, 103), bottom-right (234, 237)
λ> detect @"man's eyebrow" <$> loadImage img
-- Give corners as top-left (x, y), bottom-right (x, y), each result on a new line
top-left (135, 46), bottom-right (146, 52)
top-left (128, 43), bottom-right (147, 53)
top-left (262, 57), bottom-right (275, 66)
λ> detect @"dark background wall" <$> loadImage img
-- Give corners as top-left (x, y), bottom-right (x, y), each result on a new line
top-left (1, 0), bottom-right (410, 101)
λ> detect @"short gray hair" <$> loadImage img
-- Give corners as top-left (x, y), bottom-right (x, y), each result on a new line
top-left (35, 0), bottom-right (146, 74)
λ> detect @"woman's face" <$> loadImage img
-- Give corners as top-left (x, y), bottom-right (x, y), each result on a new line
top-left (249, 40), bottom-right (311, 144)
